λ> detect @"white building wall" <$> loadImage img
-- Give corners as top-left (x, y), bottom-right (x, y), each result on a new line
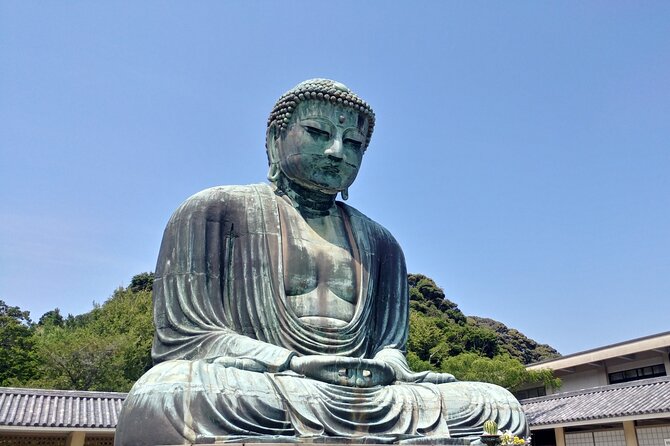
top-left (565, 430), bottom-right (626, 446)
top-left (594, 430), bottom-right (626, 446)
top-left (559, 369), bottom-right (607, 393)
top-left (636, 425), bottom-right (670, 446)
top-left (566, 432), bottom-right (595, 446)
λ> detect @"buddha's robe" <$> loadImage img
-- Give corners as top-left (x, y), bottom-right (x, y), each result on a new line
top-left (115, 184), bottom-right (529, 446)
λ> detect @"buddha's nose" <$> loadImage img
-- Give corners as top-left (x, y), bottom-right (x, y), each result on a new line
top-left (324, 138), bottom-right (343, 160)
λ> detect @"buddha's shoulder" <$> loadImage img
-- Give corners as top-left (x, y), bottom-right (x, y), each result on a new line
top-left (178, 183), bottom-right (271, 206)
top-left (170, 183), bottom-right (274, 217)
top-left (338, 202), bottom-right (401, 249)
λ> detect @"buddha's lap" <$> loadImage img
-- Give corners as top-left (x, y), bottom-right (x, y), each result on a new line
top-left (118, 359), bottom-right (528, 445)
top-left (127, 358), bottom-right (521, 417)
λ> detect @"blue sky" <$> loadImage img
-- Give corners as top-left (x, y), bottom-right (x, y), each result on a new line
top-left (1, 2), bottom-right (668, 356)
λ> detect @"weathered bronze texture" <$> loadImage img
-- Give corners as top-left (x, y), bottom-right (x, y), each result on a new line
top-left (114, 79), bottom-right (529, 446)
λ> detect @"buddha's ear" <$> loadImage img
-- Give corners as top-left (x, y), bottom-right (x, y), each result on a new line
top-left (266, 124), bottom-right (281, 182)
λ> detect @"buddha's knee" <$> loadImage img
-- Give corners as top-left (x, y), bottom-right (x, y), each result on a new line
top-left (116, 361), bottom-right (199, 446)
top-left (436, 381), bottom-right (524, 419)
top-left (438, 381), bottom-right (519, 403)
top-left (436, 381), bottom-right (528, 437)
top-left (131, 359), bottom-right (198, 388)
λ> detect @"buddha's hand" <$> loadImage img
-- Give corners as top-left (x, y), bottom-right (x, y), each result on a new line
top-left (211, 357), bottom-right (267, 372)
top-left (371, 348), bottom-right (457, 384)
top-left (289, 355), bottom-right (395, 387)
top-left (393, 368), bottom-right (457, 384)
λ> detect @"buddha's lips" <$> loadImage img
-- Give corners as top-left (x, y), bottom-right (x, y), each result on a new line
top-left (320, 165), bottom-right (340, 175)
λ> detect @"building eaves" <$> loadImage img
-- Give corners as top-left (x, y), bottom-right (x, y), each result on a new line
top-left (521, 376), bottom-right (670, 427)
top-left (527, 331), bottom-right (670, 371)
top-left (0, 387), bottom-right (126, 429)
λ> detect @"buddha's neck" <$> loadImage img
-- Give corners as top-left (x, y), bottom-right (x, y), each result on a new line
top-left (275, 176), bottom-right (337, 218)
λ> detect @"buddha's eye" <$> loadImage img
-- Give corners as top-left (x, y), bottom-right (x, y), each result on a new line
top-left (344, 138), bottom-right (363, 151)
top-left (303, 125), bottom-right (330, 139)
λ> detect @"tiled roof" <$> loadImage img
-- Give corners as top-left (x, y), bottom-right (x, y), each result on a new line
top-left (0, 387), bottom-right (126, 429)
top-left (521, 376), bottom-right (670, 427)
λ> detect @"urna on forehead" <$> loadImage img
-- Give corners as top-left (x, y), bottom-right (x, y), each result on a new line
top-left (268, 78), bottom-right (376, 147)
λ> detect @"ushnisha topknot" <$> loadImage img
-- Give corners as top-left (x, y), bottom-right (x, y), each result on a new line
top-left (267, 78), bottom-right (376, 148)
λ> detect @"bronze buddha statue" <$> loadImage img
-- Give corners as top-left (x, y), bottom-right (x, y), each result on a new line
top-left (115, 79), bottom-right (529, 445)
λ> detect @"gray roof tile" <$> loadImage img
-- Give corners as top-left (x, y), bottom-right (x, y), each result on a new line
top-left (521, 376), bottom-right (670, 427)
top-left (0, 387), bottom-right (126, 429)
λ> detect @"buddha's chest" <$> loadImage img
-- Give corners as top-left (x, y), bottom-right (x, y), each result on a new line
top-left (279, 206), bottom-right (358, 327)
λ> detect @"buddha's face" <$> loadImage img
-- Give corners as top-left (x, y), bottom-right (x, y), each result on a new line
top-left (274, 100), bottom-right (369, 194)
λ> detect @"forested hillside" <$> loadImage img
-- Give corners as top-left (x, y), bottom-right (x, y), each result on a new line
top-left (406, 273), bottom-right (560, 391)
top-left (0, 272), bottom-right (560, 392)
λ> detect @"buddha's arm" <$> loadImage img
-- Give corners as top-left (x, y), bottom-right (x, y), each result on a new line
top-left (374, 348), bottom-right (456, 384)
top-left (151, 186), bottom-right (297, 372)
top-left (153, 303), bottom-right (296, 373)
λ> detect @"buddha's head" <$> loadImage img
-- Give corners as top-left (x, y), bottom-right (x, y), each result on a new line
top-left (266, 79), bottom-right (375, 199)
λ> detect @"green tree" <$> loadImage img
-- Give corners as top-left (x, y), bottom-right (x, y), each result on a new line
top-left (406, 274), bottom-right (560, 391)
top-left (28, 281), bottom-right (154, 391)
top-left (407, 312), bottom-right (442, 366)
top-left (94, 286), bottom-right (154, 383)
top-left (469, 316), bottom-right (560, 364)
top-left (0, 300), bottom-right (38, 386)
top-left (30, 325), bottom-right (131, 390)
top-left (38, 308), bottom-right (65, 327)
top-left (439, 352), bottom-right (560, 391)
top-left (460, 324), bottom-right (499, 358)
top-left (408, 273), bottom-right (466, 324)
top-left (129, 272), bottom-right (154, 293)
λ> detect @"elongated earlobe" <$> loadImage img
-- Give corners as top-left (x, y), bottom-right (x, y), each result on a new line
top-left (341, 188), bottom-right (349, 201)
top-left (266, 125), bottom-right (282, 183)
top-left (267, 162), bottom-right (281, 182)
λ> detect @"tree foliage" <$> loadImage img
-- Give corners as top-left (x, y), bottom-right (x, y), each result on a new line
top-left (409, 274), bottom-right (466, 324)
top-left (0, 300), bottom-right (37, 386)
top-left (439, 352), bottom-right (560, 391)
top-left (38, 308), bottom-right (65, 327)
top-left (468, 316), bottom-right (560, 364)
top-left (4, 273), bottom-right (154, 392)
top-left (30, 325), bottom-right (131, 390)
top-left (406, 274), bottom-right (560, 391)
top-left (129, 272), bottom-right (154, 293)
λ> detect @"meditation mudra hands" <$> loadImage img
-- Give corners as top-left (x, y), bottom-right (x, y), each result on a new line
top-left (289, 355), bottom-right (395, 387)
top-left (211, 352), bottom-right (456, 388)
top-left (289, 354), bottom-right (457, 388)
